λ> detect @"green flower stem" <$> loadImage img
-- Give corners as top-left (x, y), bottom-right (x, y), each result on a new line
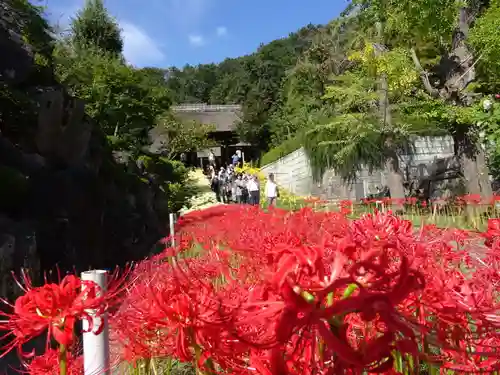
top-left (342, 283), bottom-right (358, 299)
top-left (59, 344), bottom-right (67, 375)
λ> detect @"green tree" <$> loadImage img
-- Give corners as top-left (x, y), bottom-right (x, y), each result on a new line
top-left (468, 0), bottom-right (500, 179)
top-left (299, 8), bottom-right (423, 208)
top-left (54, 45), bottom-right (170, 149)
top-left (267, 18), bottom-right (359, 148)
top-left (352, 0), bottom-right (493, 200)
top-left (154, 113), bottom-right (216, 158)
top-left (0, 0), bottom-right (55, 145)
top-left (71, 0), bottom-right (123, 55)
top-left (304, 48), bottom-right (424, 207)
top-left (469, 0), bottom-right (500, 93)
top-left (9, 0), bottom-right (54, 63)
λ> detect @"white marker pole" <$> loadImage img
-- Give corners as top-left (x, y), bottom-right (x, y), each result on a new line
top-left (81, 270), bottom-right (110, 375)
top-left (169, 212), bottom-right (176, 248)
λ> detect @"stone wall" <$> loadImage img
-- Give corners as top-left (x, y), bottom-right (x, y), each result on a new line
top-left (0, 8), bottom-right (167, 301)
top-left (260, 136), bottom-right (455, 200)
top-left (260, 148), bottom-right (313, 197)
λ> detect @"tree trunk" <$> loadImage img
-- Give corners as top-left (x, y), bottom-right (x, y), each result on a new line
top-left (411, 6), bottom-right (493, 202)
top-left (385, 151), bottom-right (406, 212)
top-left (375, 21), bottom-right (406, 212)
top-left (454, 130), bottom-right (492, 214)
top-left (378, 62), bottom-right (405, 211)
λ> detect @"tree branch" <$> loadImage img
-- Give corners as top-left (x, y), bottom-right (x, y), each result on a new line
top-left (410, 48), bottom-right (440, 98)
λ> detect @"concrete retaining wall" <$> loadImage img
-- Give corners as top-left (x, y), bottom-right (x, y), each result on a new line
top-left (260, 136), bottom-right (455, 200)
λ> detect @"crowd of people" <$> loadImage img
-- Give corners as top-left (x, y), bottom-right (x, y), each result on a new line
top-left (205, 150), bottom-right (279, 206)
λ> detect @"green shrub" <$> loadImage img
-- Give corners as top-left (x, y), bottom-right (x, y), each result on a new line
top-left (260, 135), bottom-right (303, 166)
top-left (106, 135), bottom-right (129, 150)
top-left (146, 157), bottom-right (196, 214)
top-left (109, 153), bottom-right (196, 215)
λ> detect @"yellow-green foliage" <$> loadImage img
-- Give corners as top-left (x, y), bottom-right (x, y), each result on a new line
top-left (234, 162), bottom-right (264, 179)
top-left (348, 43), bottom-right (418, 95)
top-left (469, 0), bottom-right (500, 91)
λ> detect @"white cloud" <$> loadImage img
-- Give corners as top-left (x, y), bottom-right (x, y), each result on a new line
top-left (188, 34), bottom-right (205, 47)
top-left (216, 26), bottom-right (227, 37)
top-left (120, 22), bottom-right (165, 66)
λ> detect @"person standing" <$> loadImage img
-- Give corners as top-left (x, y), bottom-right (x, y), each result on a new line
top-left (211, 173), bottom-right (221, 202)
top-left (231, 152), bottom-right (240, 167)
top-left (235, 174), bottom-right (244, 203)
top-left (208, 150), bottom-right (216, 167)
top-left (218, 167), bottom-right (228, 203)
top-left (235, 149), bottom-right (243, 167)
top-left (265, 173), bottom-right (279, 207)
top-left (247, 175), bottom-right (260, 206)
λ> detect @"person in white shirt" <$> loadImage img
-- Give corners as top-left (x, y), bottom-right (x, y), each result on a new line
top-left (247, 175), bottom-right (260, 205)
top-left (208, 150), bottom-right (215, 167)
top-left (265, 173), bottom-right (279, 207)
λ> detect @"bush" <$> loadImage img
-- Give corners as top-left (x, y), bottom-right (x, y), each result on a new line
top-left (145, 157), bottom-right (196, 214)
top-left (127, 154), bottom-right (197, 214)
top-left (260, 135), bottom-right (303, 166)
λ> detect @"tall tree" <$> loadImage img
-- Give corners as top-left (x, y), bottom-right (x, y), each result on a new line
top-left (71, 0), bottom-right (123, 56)
top-left (374, 19), bottom-right (407, 210)
top-left (352, 0), bottom-right (493, 201)
top-left (304, 45), bottom-right (425, 206)
top-left (54, 45), bottom-right (170, 149)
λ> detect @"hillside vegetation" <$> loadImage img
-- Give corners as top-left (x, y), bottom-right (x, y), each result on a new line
top-left (165, 0), bottom-right (500, 206)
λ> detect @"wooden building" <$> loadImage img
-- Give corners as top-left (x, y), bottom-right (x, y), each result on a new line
top-left (169, 104), bottom-right (255, 167)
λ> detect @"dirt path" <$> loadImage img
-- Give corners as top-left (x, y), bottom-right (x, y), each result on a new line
top-left (179, 169), bottom-right (223, 215)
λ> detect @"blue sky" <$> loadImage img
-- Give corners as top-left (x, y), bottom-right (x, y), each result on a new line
top-left (43, 0), bottom-right (345, 68)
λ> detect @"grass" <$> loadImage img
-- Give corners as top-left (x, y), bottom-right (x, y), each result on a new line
top-left (184, 168), bottom-right (496, 230)
top-left (261, 197), bottom-right (497, 231)
top-left (119, 359), bottom-right (196, 375)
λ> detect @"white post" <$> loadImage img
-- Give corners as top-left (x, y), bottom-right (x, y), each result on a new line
top-left (169, 212), bottom-right (176, 247)
top-left (81, 270), bottom-right (110, 375)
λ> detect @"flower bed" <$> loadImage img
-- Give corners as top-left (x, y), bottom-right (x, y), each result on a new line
top-left (2, 205), bottom-right (499, 374)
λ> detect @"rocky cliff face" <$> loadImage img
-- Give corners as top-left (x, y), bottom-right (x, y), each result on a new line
top-left (0, 4), bottom-right (165, 303)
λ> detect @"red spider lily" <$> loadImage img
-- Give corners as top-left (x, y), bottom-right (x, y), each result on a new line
top-left (0, 268), bottom-right (130, 358)
top-left (0, 275), bottom-right (101, 357)
top-left (136, 207), bottom-right (492, 374)
top-left (339, 200), bottom-right (353, 215)
top-left (406, 197), bottom-right (417, 206)
top-left (22, 349), bottom-right (83, 375)
top-left (77, 206), bottom-right (500, 374)
top-left (303, 197), bottom-right (321, 204)
top-left (483, 218), bottom-right (500, 247)
top-left (458, 194), bottom-right (482, 205)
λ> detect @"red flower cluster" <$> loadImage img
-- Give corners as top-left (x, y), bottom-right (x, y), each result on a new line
top-left (0, 274), bottom-right (105, 357)
top-left (359, 194), bottom-right (500, 207)
top-left (110, 205), bottom-right (500, 374)
top-left (0, 268), bottom-right (129, 374)
top-left (22, 349), bottom-right (83, 375)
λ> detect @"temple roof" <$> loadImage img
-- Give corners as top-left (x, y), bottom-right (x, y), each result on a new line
top-left (171, 104), bottom-right (242, 132)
